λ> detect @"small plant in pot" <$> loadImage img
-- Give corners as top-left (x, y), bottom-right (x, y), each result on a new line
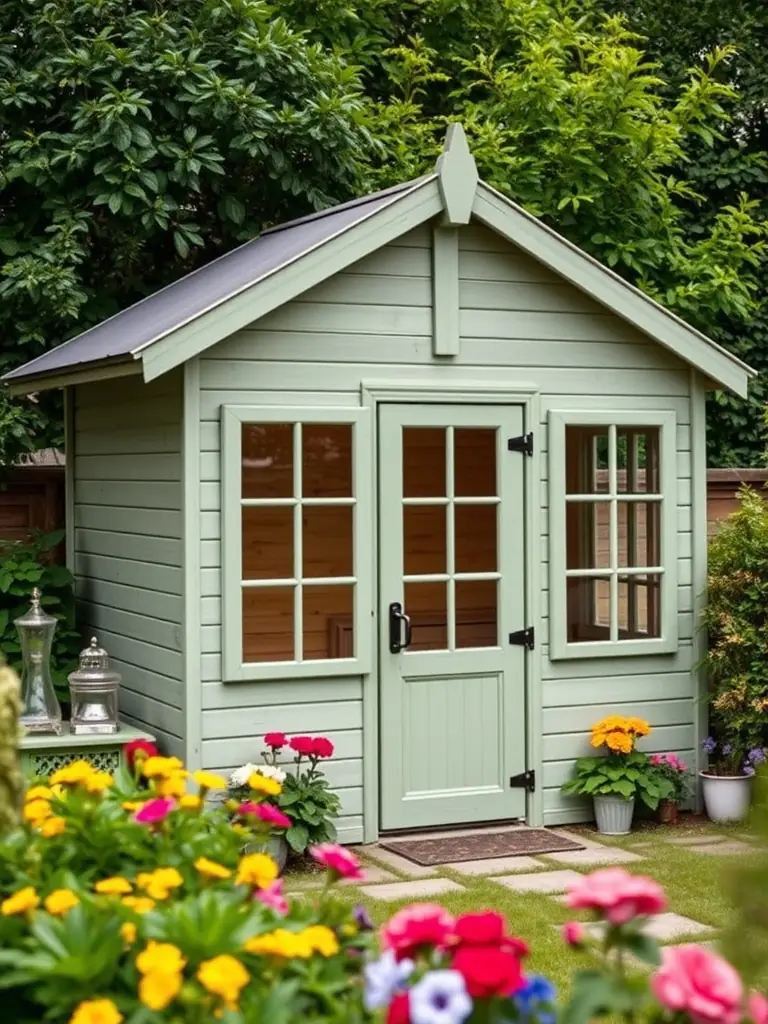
top-left (226, 759), bottom-right (290, 870)
top-left (649, 753), bottom-right (692, 825)
top-left (699, 737), bottom-right (765, 823)
top-left (562, 715), bottom-right (672, 834)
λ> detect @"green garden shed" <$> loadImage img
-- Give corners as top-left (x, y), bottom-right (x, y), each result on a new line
top-left (4, 125), bottom-right (754, 843)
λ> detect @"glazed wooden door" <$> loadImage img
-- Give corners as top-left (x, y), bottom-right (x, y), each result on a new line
top-left (378, 404), bottom-right (528, 831)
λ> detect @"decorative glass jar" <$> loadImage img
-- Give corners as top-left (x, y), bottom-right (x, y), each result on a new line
top-left (68, 638), bottom-right (121, 736)
top-left (15, 587), bottom-right (62, 735)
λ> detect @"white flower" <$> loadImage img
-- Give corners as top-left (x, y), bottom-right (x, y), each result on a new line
top-left (229, 762), bottom-right (259, 788)
top-left (409, 971), bottom-right (472, 1024)
top-left (252, 764), bottom-right (286, 783)
top-left (364, 950), bottom-right (414, 1011)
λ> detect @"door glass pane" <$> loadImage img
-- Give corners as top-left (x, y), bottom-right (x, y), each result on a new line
top-left (303, 506), bottom-right (352, 578)
top-left (456, 580), bottom-right (497, 648)
top-left (403, 427), bottom-right (445, 498)
top-left (566, 576), bottom-right (611, 642)
top-left (565, 426), bottom-right (609, 494)
top-left (618, 574), bottom-right (661, 639)
top-left (454, 428), bottom-right (496, 497)
top-left (404, 505), bottom-right (446, 576)
top-left (243, 587), bottom-right (294, 662)
top-left (566, 501), bottom-right (610, 569)
top-left (455, 505), bottom-right (497, 573)
top-left (302, 424), bottom-right (352, 498)
top-left (617, 501), bottom-right (660, 568)
top-left (617, 428), bottom-right (660, 494)
top-left (242, 506), bottom-right (292, 580)
top-left (242, 423), bottom-right (293, 498)
top-left (303, 584), bottom-right (354, 660)
top-left (403, 581), bottom-right (447, 651)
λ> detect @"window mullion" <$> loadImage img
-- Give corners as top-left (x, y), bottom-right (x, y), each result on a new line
top-left (294, 423), bottom-right (303, 663)
top-left (446, 426), bottom-right (456, 651)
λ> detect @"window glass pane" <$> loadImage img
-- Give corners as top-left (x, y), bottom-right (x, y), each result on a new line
top-left (302, 424), bottom-right (352, 498)
top-left (242, 424), bottom-right (293, 498)
top-left (455, 428), bottom-right (496, 497)
top-left (404, 505), bottom-right (446, 576)
top-left (617, 428), bottom-right (660, 494)
top-left (566, 576), bottom-right (611, 643)
top-left (565, 426), bottom-right (609, 494)
top-left (403, 581), bottom-right (447, 651)
top-left (304, 584), bottom-right (354, 660)
top-left (618, 574), bottom-right (661, 639)
top-left (566, 501), bottom-right (610, 570)
top-left (242, 507), bottom-right (292, 580)
top-left (403, 428), bottom-right (445, 498)
top-left (455, 505), bottom-right (497, 573)
top-left (303, 506), bottom-right (352, 578)
top-left (617, 501), bottom-right (661, 568)
top-left (243, 587), bottom-right (294, 662)
top-left (456, 579), bottom-right (497, 648)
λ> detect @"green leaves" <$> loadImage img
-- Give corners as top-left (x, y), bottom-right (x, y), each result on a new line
top-left (562, 749), bottom-right (671, 808)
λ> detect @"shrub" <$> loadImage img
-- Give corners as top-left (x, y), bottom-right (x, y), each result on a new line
top-left (702, 486), bottom-right (768, 765)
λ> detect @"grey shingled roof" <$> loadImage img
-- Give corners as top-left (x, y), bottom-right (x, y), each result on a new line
top-left (4, 176), bottom-right (428, 384)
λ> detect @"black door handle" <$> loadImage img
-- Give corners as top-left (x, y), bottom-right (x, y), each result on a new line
top-left (389, 602), bottom-right (412, 653)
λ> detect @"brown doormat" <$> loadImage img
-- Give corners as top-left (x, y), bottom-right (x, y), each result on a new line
top-left (379, 829), bottom-right (585, 865)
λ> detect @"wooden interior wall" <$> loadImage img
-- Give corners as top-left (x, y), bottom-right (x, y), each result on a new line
top-left (0, 466), bottom-right (65, 559)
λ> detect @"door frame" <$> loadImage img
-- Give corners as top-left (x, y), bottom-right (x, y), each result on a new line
top-left (359, 381), bottom-right (543, 839)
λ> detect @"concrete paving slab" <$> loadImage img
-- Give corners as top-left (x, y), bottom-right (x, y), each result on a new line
top-left (359, 845), bottom-right (437, 877)
top-left (584, 913), bottom-right (714, 943)
top-left (360, 877), bottom-right (466, 902)
top-left (447, 856), bottom-right (545, 876)
top-left (544, 846), bottom-right (643, 867)
top-left (493, 869), bottom-right (583, 894)
top-left (550, 829), bottom-right (605, 849)
top-left (686, 840), bottom-right (756, 856)
top-left (340, 865), bottom-right (396, 886)
top-left (664, 834), bottom-right (727, 846)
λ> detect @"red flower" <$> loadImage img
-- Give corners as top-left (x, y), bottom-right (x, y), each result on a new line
top-left (310, 843), bottom-right (365, 880)
top-left (289, 735), bottom-right (315, 756)
top-left (382, 903), bottom-right (455, 961)
top-left (452, 945), bottom-right (524, 999)
top-left (387, 992), bottom-right (410, 1024)
top-left (452, 911), bottom-right (529, 958)
top-left (264, 732), bottom-right (287, 749)
top-left (311, 736), bottom-right (334, 758)
top-left (254, 803), bottom-right (292, 829)
top-left (124, 739), bottom-right (159, 770)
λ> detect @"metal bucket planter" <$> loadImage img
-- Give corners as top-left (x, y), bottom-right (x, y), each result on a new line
top-left (700, 772), bottom-right (751, 823)
top-left (594, 795), bottom-right (635, 835)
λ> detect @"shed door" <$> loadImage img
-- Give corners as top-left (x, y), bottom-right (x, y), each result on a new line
top-left (378, 404), bottom-right (528, 831)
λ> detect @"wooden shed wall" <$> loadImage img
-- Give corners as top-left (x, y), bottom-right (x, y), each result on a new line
top-left (73, 373), bottom-right (185, 756)
top-left (196, 219), bottom-right (699, 834)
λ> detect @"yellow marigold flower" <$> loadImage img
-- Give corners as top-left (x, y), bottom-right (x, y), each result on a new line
top-left (627, 717), bottom-right (651, 736)
top-left (197, 954), bottom-right (250, 1006)
top-left (121, 895), bottom-right (155, 914)
top-left (605, 730), bottom-right (633, 754)
top-left (139, 971), bottom-right (183, 1011)
top-left (120, 921), bottom-right (137, 945)
top-left (179, 794), bottom-right (201, 810)
top-left (154, 772), bottom-right (187, 799)
top-left (1, 886), bottom-right (39, 916)
top-left (39, 816), bottom-right (66, 838)
top-left (50, 783), bottom-right (66, 800)
top-left (193, 770), bottom-right (227, 791)
top-left (95, 877), bottom-right (133, 896)
top-left (235, 853), bottom-right (278, 890)
top-left (303, 925), bottom-right (339, 957)
top-left (243, 929), bottom-right (312, 958)
top-left (247, 772), bottom-right (281, 796)
top-left (69, 998), bottom-right (123, 1024)
top-left (121, 801), bottom-right (145, 813)
top-left (23, 798), bottom-right (52, 823)
top-left (50, 760), bottom-right (95, 786)
top-left (136, 867), bottom-right (183, 901)
top-left (195, 857), bottom-right (232, 880)
top-left (83, 771), bottom-right (113, 794)
top-left (141, 756), bottom-right (184, 779)
top-left (25, 785), bottom-right (52, 801)
top-left (44, 889), bottom-right (79, 916)
top-left (231, 823), bottom-right (249, 836)
top-left (136, 940), bottom-right (187, 976)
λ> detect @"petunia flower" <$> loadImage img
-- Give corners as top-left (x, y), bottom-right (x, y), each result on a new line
top-left (409, 970), bottom-right (472, 1024)
top-left (364, 950), bottom-right (415, 1010)
top-left (134, 798), bottom-right (175, 825)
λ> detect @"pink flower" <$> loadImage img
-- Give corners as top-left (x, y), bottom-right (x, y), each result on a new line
top-left (562, 921), bottom-right (585, 946)
top-left (651, 945), bottom-right (743, 1024)
top-left (310, 843), bottom-right (365, 880)
top-left (255, 879), bottom-right (288, 915)
top-left (311, 737), bottom-right (334, 758)
top-left (650, 755), bottom-right (662, 765)
top-left (134, 797), bottom-right (175, 824)
top-left (264, 732), bottom-right (287, 748)
top-left (749, 993), bottom-right (768, 1024)
top-left (254, 804), bottom-right (291, 829)
top-left (566, 868), bottom-right (666, 925)
top-left (237, 801), bottom-right (261, 816)
top-left (382, 903), bottom-right (456, 961)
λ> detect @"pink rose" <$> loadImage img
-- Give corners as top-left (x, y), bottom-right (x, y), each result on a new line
top-left (310, 843), bottom-right (365, 880)
top-left (652, 945), bottom-right (743, 1024)
top-left (567, 868), bottom-right (666, 924)
top-left (749, 993), bottom-right (768, 1024)
top-left (254, 803), bottom-right (291, 829)
top-left (562, 921), bottom-right (585, 946)
top-left (382, 903), bottom-right (456, 961)
top-left (255, 879), bottom-right (288, 915)
top-left (134, 797), bottom-right (175, 824)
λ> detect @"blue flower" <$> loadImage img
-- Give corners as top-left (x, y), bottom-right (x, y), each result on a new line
top-left (744, 764), bottom-right (756, 777)
top-left (353, 904), bottom-right (374, 931)
top-left (364, 950), bottom-right (415, 1011)
top-left (748, 748), bottom-right (766, 765)
top-left (702, 737), bottom-right (717, 755)
top-left (515, 974), bottom-right (557, 1024)
top-left (722, 743), bottom-right (733, 756)
top-left (409, 970), bottom-right (472, 1024)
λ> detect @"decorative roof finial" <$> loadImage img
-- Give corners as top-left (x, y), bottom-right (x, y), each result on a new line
top-left (434, 122), bottom-right (478, 225)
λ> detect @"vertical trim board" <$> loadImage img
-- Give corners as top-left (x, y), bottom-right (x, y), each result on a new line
top-left (183, 359), bottom-right (203, 768)
top-left (432, 226), bottom-right (460, 357)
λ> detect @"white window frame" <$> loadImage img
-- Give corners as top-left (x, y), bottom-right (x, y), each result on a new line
top-left (548, 409), bottom-right (678, 660)
top-left (221, 405), bottom-right (372, 682)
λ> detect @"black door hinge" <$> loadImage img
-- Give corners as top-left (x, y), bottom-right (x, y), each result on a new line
top-left (508, 432), bottom-right (533, 456)
top-left (509, 626), bottom-right (534, 650)
top-left (510, 770), bottom-right (536, 792)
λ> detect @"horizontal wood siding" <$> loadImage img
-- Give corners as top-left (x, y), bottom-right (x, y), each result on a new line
top-left (199, 219), bottom-right (696, 837)
top-left (74, 374), bottom-right (185, 756)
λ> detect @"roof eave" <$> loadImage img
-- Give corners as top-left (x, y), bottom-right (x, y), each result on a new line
top-left (6, 357), bottom-right (140, 397)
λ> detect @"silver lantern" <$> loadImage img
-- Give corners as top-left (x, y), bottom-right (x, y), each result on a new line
top-left (16, 587), bottom-right (62, 735)
top-left (68, 638), bottom-right (121, 735)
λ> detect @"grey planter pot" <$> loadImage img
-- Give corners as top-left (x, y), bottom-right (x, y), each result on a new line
top-left (594, 795), bottom-right (635, 835)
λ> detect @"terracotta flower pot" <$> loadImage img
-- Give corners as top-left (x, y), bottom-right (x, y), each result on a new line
top-left (658, 799), bottom-right (679, 826)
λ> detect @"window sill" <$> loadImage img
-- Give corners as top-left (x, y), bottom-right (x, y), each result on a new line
top-left (221, 657), bottom-right (367, 683)
top-left (548, 635), bottom-right (678, 660)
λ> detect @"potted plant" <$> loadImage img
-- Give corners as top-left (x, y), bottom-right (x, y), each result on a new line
top-left (562, 715), bottom-right (672, 834)
top-left (649, 753), bottom-right (692, 825)
top-left (699, 738), bottom-right (764, 823)
top-left (226, 758), bottom-right (290, 870)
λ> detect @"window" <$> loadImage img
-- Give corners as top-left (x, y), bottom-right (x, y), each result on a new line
top-left (548, 411), bottom-right (677, 658)
top-left (222, 407), bottom-right (371, 681)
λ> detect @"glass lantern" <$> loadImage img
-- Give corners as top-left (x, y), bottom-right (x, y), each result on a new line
top-left (15, 587), bottom-right (62, 735)
top-left (68, 638), bottom-right (121, 736)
